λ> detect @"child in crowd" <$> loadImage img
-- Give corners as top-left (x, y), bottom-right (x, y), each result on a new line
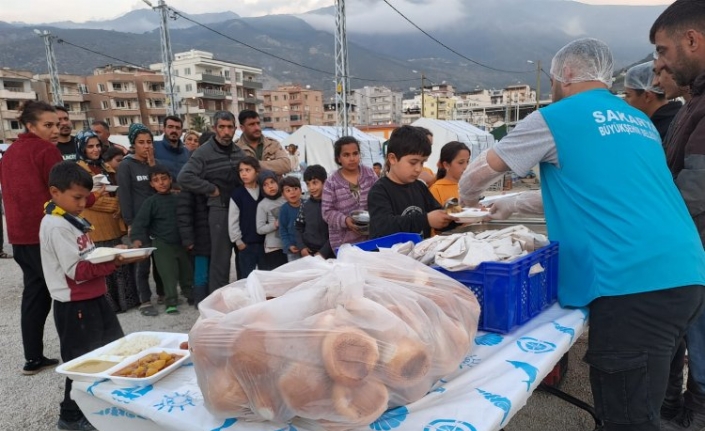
top-left (131, 165), bottom-right (193, 314)
top-left (373, 162), bottom-right (383, 178)
top-left (39, 161), bottom-right (142, 431)
top-left (429, 141), bottom-right (471, 206)
top-left (256, 170), bottom-right (287, 270)
top-left (102, 146), bottom-right (125, 172)
top-left (296, 165), bottom-right (333, 259)
top-left (368, 125), bottom-right (455, 239)
top-left (322, 136), bottom-right (378, 252)
top-left (229, 157), bottom-right (265, 279)
top-left (279, 176), bottom-right (303, 261)
top-left (178, 189), bottom-right (211, 307)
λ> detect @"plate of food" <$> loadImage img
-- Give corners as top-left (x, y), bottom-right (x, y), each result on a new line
top-left (449, 208), bottom-right (491, 224)
top-left (84, 247), bottom-right (156, 264)
top-left (106, 347), bottom-right (191, 386)
top-left (56, 332), bottom-right (188, 382)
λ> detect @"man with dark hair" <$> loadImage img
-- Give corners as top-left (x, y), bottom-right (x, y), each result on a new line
top-left (54, 106), bottom-right (78, 161)
top-left (624, 62), bottom-right (682, 141)
top-left (91, 120), bottom-right (127, 155)
top-left (153, 115), bottom-right (189, 182)
top-left (651, 2), bottom-right (705, 429)
top-left (235, 110), bottom-right (291, 175)
top-left (178, 111), bottom-right (245, 291)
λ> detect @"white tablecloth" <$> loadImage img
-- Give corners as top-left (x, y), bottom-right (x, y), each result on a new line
top-left (73, 304), bottom-right (588, 431)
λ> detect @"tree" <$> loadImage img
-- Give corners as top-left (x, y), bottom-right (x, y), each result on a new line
top-left (190, 115), bottom-right (209, 133)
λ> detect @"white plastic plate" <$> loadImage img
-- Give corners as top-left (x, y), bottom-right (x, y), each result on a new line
top-left (105, 347), bottom-right (191, 386)
top-left (450, 208), bottom-right (491, 224)
top-left (84, 247), bottom-right (156, 264)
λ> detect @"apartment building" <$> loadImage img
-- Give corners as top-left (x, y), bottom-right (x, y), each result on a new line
top-left (151, 50), bottom-right (263, 128)
top-left (322, 103), bottom-right (359, 128)
top-left (84, 65), bottom-right (167, 135)
top-left (0, 69), bottom-right (36, 142)
top-left (261, 84), bottom-right (324, 132)
top-left (34, 74), bottom-right (91, 131)
top-left (351, 86), bottom-right (402, 126)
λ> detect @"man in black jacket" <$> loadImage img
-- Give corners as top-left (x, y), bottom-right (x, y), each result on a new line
top-left (624, 61), bottom-right (682, 142)
top-left (178, 111), bottom-right (244, 292)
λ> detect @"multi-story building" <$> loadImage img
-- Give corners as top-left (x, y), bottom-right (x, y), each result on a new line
top-left (85, 65), bottom-right (167, 135)
top-left (151, 50), bottom-right (263, 128)
top-left (351, 86), bottom-right (402, 126)
top-left (261, 84), bottom-right (324, 132)
top-left (34, 74), bottom-right (91, 131)
top-left (400, 93), bottom-right (456, 123)
top-left (0, 69), bottom-right (37, 142)
top-left (322, 103), bottom-right (359, 128)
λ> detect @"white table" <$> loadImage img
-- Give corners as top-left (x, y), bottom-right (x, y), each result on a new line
top-left (73, 303), bottom-right (588, 431)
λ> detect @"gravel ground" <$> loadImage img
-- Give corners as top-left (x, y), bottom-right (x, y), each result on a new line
top-left (0, 217), bottom-right (598, 431)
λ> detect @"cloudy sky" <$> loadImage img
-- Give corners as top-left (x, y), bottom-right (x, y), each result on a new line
top-left (4, 0), bottom-right (673, 24)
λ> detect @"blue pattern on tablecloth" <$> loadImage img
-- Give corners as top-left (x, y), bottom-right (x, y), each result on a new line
top-left (423, 419), bottom-right (477, 431)
top-left (370, 406), bottom-right (408, 430)
top-left (506, 361), bottom-right (538, 392)
top-left (516, 337), bottom-right (556, 354)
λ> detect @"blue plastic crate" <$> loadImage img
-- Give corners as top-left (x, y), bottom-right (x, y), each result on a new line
top-left (350, 233), bottom-right (423, 251)
top-left (434, 242), bottom-right (559, 334)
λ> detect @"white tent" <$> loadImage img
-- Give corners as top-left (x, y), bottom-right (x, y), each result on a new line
top-left (281, 126), bottom-right (384, 173)
top-left (235, 128), bottom-right (290, 144)
top-left (411, 119), bottom-right (495, 172)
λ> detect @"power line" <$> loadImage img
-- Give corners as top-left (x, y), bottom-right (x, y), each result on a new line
top-left (381, 0), bottom-right (534, 74)
top-left (169, 8), bottom-right (423, 84)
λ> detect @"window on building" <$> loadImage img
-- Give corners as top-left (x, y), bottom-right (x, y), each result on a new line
top-left (112, 83), bottom-right (123, 91)
top-left (184, 67), bottom-right (191, 75)
top-left (6, 100), bottom-right (20, 110)
top-left (104, 118), bottom-right (111, 126)
top-left (175, 85), bottom-right (181, 93)
top-left (305, 94), bottom-right (308, 100)
top-left (101, 101), bottom-right (109, 110)
top-left (79, 84), bottom-right (88, 94)
top-left (274, 117), bottom-right (280, 122)
top-left (9, 120), bottom-right (21, 130)
top-left (283, 95), bottom-right (288, 101)
top-left (118, 117), bottom-right (130, 126)
top-left (98, 84), bottom-right (106, 92)
top-left (185, 84), bottom-right (193, 92)
top-left (115, 100), bottom-right (126, 108)
top-left (274, 96), bottom-right (278, 101)
top-left (205, 69), bottom-right (212, 74)
top-left (236, 72), bottom-right (242, 82)
top-left (224, 70), bottom-right (230, 79)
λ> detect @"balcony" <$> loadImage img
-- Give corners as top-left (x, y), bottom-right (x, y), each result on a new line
top-left (244, 96), bottom-right (258, 104)
top-left (62, 91), bottom-right (86, 102)
top-left (199, 74), bottom-right (225, 85)
top-left (242, 80), bottom-right (263, 90)
top-left (0, 89), bottom-right (36, 100)
top-left (199, 89), bottom-right (227, 99)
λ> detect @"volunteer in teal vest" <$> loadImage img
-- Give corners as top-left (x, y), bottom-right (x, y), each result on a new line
top-left (458, 38), bottom-right (705, 431)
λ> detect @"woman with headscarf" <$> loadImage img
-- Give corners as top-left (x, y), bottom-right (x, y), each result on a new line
top-left (117, 123), bottom-right (163, 316)
top-left (75, 129), bottom-right (139, 313)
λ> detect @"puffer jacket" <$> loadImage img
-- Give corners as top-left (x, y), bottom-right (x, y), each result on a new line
top-left (666, 72), bottom-right (705, 246)
top-left (176, 190), bottom-right (211, 256)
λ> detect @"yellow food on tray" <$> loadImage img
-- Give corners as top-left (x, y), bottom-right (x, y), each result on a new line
top-left (113, 351), bottom-right (181, 378)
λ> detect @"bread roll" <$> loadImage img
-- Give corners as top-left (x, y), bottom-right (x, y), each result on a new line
top-left (203, 366), bottom-right (248, 414)
top-left (331, 379), bottom-right (389, 426)
top-left (232, 328), bottom-right (272, 377)
top-left (322, 327), bottom-right (379, 387)
top-left (278, 362), bottom-right (332, 418)
top-left (379, 336), bottom-right (431, 388)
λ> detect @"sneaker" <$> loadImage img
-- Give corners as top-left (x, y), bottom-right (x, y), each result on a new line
top-left (22, 356), bottom-right (60, 376)
top-left (139, 304), bottom-right (159, 317)
top-left (57, 416), bottom-right (96, 431)
top-left (661, 407), bottom-right (705, 431)
top-left (165, 306), bottom-right (179, 315)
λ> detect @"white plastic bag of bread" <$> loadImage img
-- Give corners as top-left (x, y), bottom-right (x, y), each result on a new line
top-left (189, 247), bottom-right (481, 429)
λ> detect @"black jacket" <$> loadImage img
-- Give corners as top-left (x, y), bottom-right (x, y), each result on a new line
top-left (652, 100), bottom-right (683, 143)
top-left (295, 197), bottom-right (333, 259)
top-left (177, 190), bottom-right (211, 256)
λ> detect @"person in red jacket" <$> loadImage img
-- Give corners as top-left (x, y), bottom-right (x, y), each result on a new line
top-left (0, 101), bottom-right (64, 375)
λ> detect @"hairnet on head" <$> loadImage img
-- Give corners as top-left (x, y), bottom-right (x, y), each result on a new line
top-left (550, 38), bottom-right (614, 87)
top-left (625, 62), bottom-right (663, 94)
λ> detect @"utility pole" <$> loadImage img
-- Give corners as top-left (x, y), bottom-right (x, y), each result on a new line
top-left (144, 0), bottom-right (178, 116)
top-left (535, 60), bottom-right (541, 110)
top-left (421, 73), bottom-right (425, 118)
top-left (334, 0), bottom-right (350, 137)
top-left (34, 29), bottom-right (63, 106)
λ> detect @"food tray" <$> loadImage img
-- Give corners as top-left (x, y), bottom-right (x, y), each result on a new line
top-left (450, 208), bottom-right (491, 224)
top-left (105, 347), bottom-right (191, 386)
top-left (353, 233), bottom-right (559, 333)
top-left (85, 247), bottom-right (156, 264)
top-left (56, 331), bottom-right (187, 382)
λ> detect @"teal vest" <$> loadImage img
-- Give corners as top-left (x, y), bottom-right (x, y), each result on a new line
top-left (539, 89), bottom-right (705, 307)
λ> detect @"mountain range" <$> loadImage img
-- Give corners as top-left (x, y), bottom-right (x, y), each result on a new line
top-left (0, 0), bottom-right (668, 96)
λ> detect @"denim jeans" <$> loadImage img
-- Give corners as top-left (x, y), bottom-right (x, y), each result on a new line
top-left (684, 306), bottom-right (705, 413)
top-left (238, 243), bottom-right (265, 280)
top-left (192, 255), bottom-right (209, 306)
top-left (585, 285), bottom-right (705, 430)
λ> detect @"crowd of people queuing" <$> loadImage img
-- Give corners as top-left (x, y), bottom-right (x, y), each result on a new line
top-left (1, 1), bottom-right (705, 429)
